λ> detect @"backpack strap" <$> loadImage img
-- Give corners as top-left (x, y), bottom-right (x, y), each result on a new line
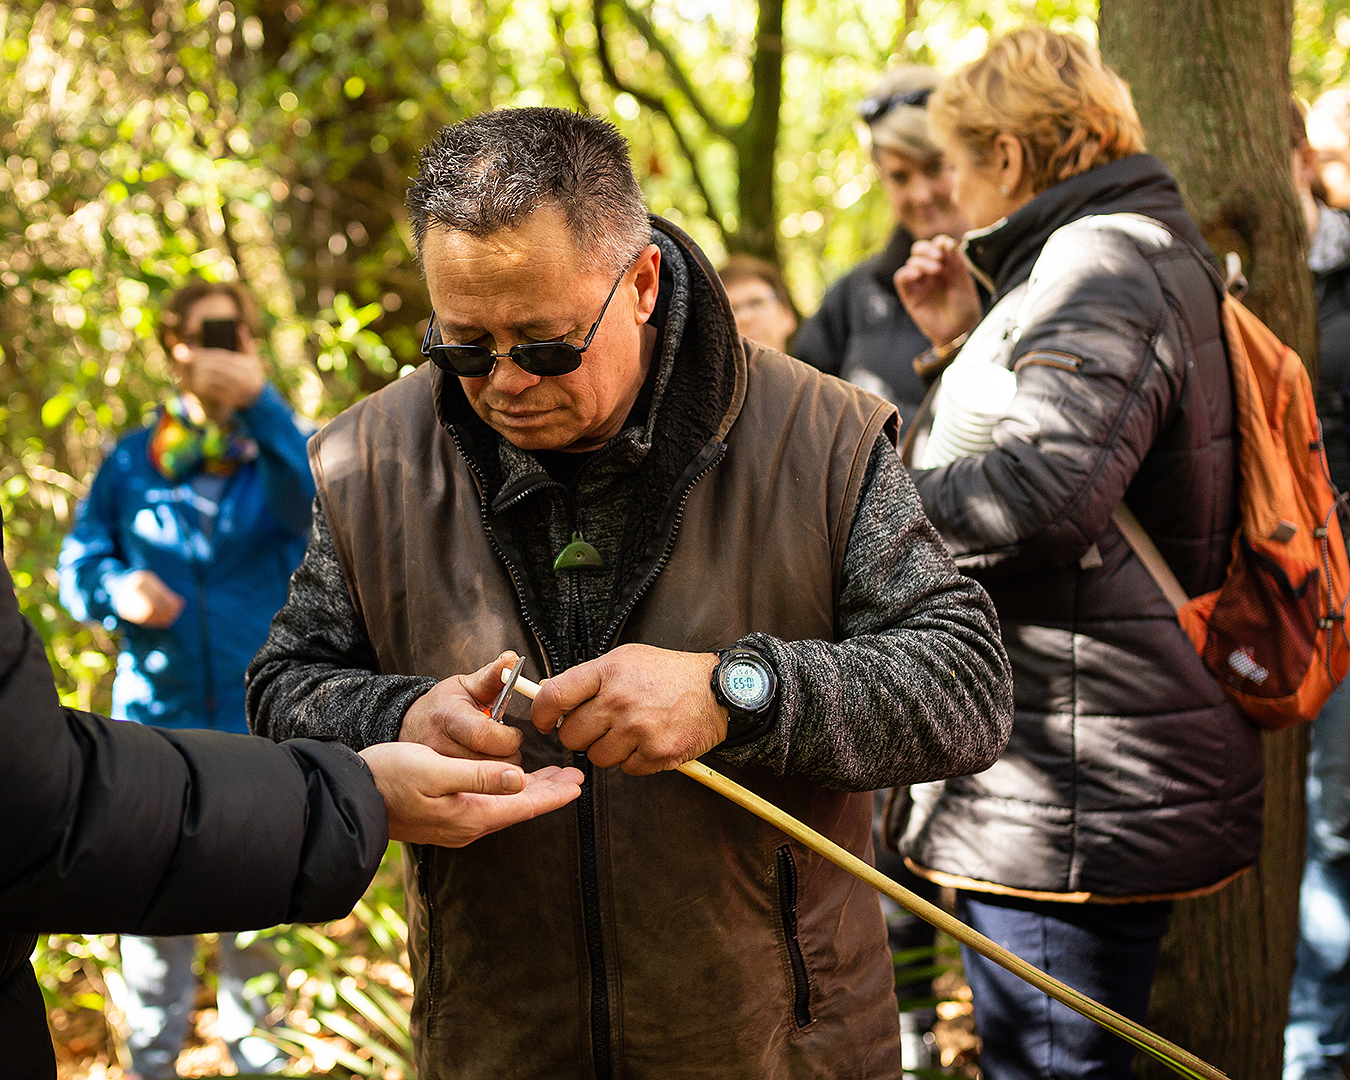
top-left (1111, 503), bottom-right (1190, 612)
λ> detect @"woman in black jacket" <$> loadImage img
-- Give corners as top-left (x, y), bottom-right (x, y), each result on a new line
top-left (0, 524), bottom-right (582, 1078)
top-left (893, 28), bottom-right (1262, 1080)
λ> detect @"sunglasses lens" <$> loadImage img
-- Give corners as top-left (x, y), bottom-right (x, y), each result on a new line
top-left (513, 343), bottom-right (583, 376)
top-left (428, 346), bottom-right (495, 377)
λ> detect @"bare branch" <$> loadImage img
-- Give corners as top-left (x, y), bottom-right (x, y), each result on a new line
top-left (662, 111), bottom-right (731, 246)
top-left (591, 0), bottom-right (729, 238)
top-left (551, 6), bottom-right (602, 115)
top-left (610, 0), bottom-right (734, 143)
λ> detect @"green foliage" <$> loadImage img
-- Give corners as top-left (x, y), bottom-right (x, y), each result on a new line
top-left (249, 846), bottom-right (417, 1077)
top-left (5, 0), bottom-right (1350, 1073)
top-left (1294, 0), bottom-right (1350, 102)
top-left (35, 846), bottom-right (415, 1077)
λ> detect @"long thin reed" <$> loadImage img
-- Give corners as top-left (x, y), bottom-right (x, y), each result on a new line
top-left (504, 669), bottom-right (1228, 1080)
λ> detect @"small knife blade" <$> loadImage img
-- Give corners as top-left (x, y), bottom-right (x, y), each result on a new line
top-left (488, 657), bottom-right (526, 723)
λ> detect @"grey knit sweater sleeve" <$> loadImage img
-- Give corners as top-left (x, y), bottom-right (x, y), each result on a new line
top-left (246, 500), bottom-right (436, 749)
top-left (716, 436), bottom-right (1014, 791)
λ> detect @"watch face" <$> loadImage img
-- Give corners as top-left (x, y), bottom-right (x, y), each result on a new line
top-left (723, 658), bottom-right (772, 710)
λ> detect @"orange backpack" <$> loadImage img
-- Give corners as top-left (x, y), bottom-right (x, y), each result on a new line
top-left (1116, 295), bottom-right (1350, 729)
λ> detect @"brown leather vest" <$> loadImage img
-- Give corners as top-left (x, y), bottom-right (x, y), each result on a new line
top-left (314, 340), bottom-right (904, 1078)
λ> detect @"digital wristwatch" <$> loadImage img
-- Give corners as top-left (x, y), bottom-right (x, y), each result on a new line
top-left (710, 647), bottom-right (778, 741)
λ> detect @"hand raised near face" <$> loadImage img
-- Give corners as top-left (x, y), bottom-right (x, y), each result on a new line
top-left (171, 324), bottom-right (265, 415)
top-left (527, 643), bottom-right (729, 775)
top-left (398, 652), bottom-right (527, 764)
top-left (358, 741), bottom-right (584, 848)
top-left (893, 235), bottom-right (983, 349)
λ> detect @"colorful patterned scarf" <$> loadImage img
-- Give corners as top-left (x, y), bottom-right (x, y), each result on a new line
top-left (147, 396), bottom-right (258, 482)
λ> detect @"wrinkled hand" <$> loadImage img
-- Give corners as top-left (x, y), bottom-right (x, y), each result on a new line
top-left (529, 644), bottom-right (728, 775)
top-left (894, 235), bottom-right (983, 349)
top-left (399, 652), bottom-right (527, 764)
top-left (358, 742), bottom-right (584, 847)
top-left (112, 569), bottom-right (185, 628)
top-left (172, 327), bottom-right (265, 416)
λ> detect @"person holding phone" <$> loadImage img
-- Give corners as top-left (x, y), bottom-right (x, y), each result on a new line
top-left (57, 277), bottom-right (318, 1079)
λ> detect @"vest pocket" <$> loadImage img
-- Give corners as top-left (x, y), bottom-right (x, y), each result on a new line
top-left (775, 844), bottom-right (813, 1028)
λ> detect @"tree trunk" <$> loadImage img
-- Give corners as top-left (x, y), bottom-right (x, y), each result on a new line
top-left (1098, 3), bottom-right (1313, 1077)
top-left (732, 0), bottom-right (785, 263)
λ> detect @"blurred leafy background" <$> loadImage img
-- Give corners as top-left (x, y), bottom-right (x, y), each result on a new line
top-left (2, 0), bottom-right (1347, 1074)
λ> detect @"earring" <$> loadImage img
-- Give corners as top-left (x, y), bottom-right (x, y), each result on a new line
top-left (1001, 184), bottom-right (1010, 195)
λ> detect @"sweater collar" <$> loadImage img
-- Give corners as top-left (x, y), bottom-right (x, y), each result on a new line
top-left (962, 154), bottom-right (1212, 298)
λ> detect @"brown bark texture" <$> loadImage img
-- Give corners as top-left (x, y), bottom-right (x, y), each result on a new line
top-left (1099, 2), bottom-right (1313, 1078)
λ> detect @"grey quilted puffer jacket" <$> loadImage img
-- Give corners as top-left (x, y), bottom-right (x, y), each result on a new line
top-left (902, 154), bottom-right (1264, 900)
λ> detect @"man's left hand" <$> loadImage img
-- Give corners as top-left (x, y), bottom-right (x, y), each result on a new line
top-left (528, 644), bottom-right (729, 775)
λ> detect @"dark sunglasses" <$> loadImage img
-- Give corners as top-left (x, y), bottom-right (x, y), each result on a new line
top-left (421, 250), bottom-right (642, 378)
top-left (857, 85), bottom-right (934, 126)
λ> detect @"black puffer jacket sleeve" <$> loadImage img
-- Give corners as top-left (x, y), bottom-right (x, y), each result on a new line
top-left (0, 535), bottom-right (388, 936)
top-left (911, 218), bottom-right (1186, 575)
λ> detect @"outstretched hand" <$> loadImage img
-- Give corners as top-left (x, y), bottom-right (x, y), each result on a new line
top-left (399, 652), bottom-right (527, 764)
top-left (528, 643), bottom-right (728, 775)
top-left (894, 235), bottom-right (983, 349)
top-left (358, 741), bottom-right (584, 848)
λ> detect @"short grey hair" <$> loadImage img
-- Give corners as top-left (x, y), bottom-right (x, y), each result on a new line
top-left (406, 107), bottom-right (651, 275)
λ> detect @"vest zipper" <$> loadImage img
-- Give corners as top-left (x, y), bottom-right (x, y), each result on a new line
top-left (450, 427), bottom-right (727, 1078)
top-left (416, 847), bottom-right (440, 1038)
top-left (563, 543), bottom-right (613, 1078)
top-left (580, 441), bottom-right (724, 1074)
top-left (597, 443), bottom-right (727, 649)
top-left (575, 752), bottom-right (611, 1079)
top-left (450, 427), bottom-right (613, 1070)
top-left (775, 844), bottom-right (813, 1028)
top-left (447, 427), bottom-right (558, 672)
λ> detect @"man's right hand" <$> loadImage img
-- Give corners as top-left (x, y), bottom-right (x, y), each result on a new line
top-left (112, 569), bottom-right (185, 628)
top-left (398, 652), bottom-right (527, 764)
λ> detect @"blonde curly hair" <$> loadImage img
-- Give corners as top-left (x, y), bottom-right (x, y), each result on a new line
top-left (930, 27), bottom-right (1145, 195)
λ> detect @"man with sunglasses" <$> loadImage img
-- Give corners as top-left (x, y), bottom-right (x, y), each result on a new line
top-left (795, 66), bottom-right (973, 428)
top-left (247, 107), bottom-right (1012, 1080)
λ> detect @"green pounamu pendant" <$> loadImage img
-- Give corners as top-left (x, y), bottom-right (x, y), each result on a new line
top-left (553, 531), bottom-right (604, 570)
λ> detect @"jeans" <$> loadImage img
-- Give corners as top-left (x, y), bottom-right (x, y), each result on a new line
top-left (1285, 678), bottom-right (1350, 1080)
top-left (957, 891), bottom-right (1172, 1080)
top-left (121, 933), bottom-right (287, 1079)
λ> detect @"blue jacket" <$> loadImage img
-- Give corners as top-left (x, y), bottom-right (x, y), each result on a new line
top-left (59, 384), bottom-right (314, 733)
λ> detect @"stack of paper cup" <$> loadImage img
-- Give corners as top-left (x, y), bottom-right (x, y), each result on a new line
top-left (919, 359), bottom-right (1018, 469)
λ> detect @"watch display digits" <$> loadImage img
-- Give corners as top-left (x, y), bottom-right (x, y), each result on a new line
top-left (711, 647), bottom-right (778, 740)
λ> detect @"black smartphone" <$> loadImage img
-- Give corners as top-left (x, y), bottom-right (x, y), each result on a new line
top-left (201, 318), bottom-right (239, 351)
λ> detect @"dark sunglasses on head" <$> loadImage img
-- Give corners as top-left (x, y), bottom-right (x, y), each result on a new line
top-left (857, 85), bottom-right (934, 126)
top-left (421, 250), bottom-right (643, 378)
